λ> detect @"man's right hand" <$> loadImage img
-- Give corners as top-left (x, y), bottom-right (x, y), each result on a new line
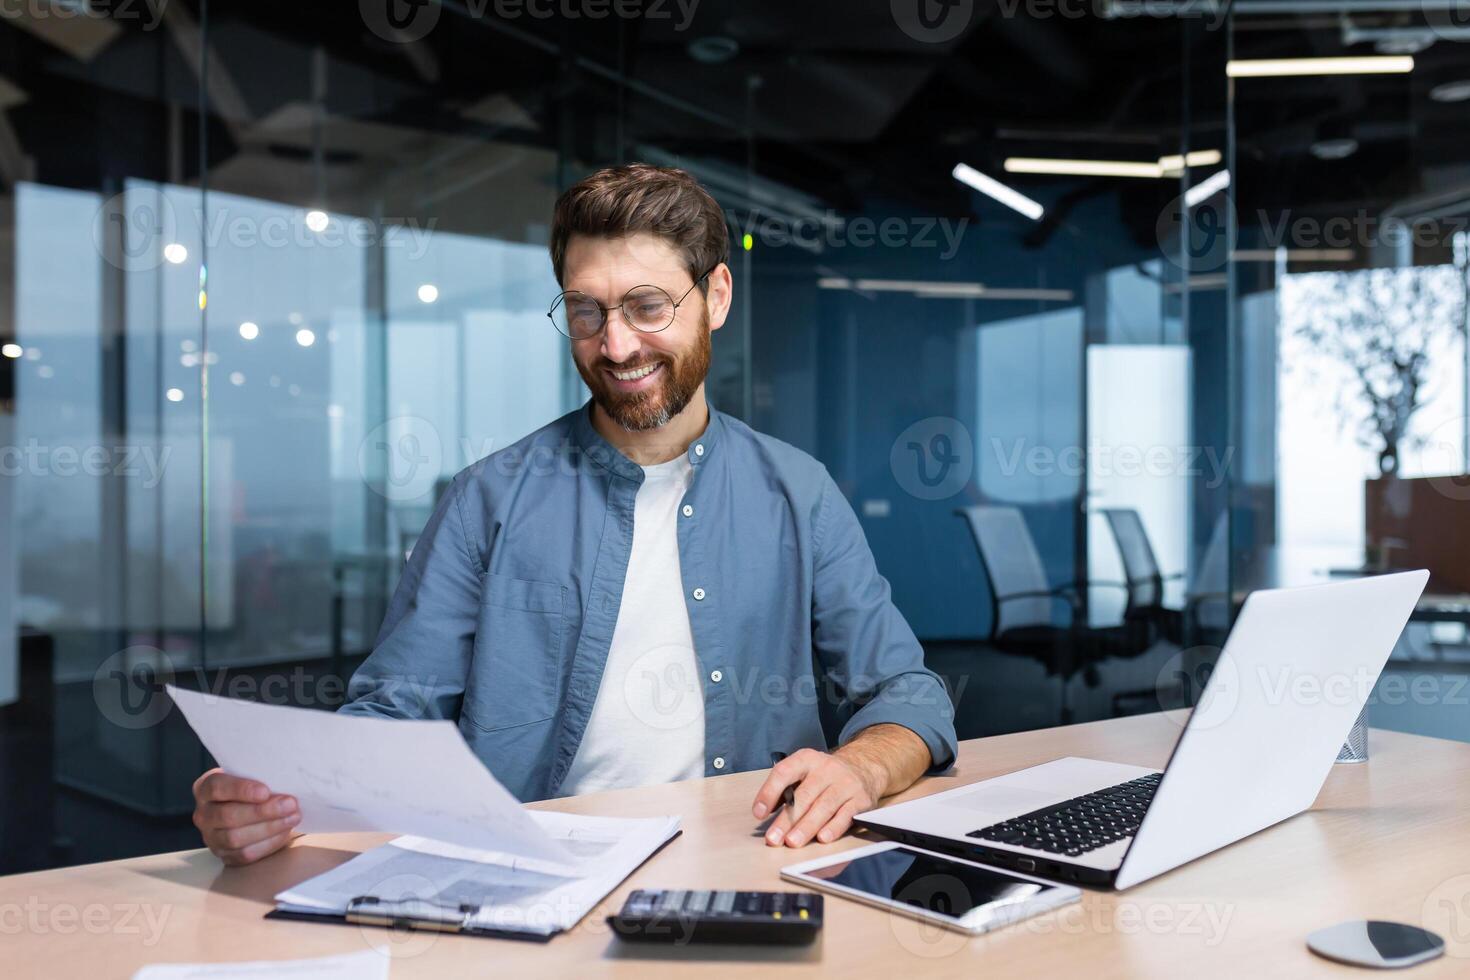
top-left (191, 768), bottom-right (300, 866)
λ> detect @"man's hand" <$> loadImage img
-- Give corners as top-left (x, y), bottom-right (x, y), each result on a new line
top-left (191, 768), bottom-right (300, 866)
top-left (750, 724), bottom-right (932, 848)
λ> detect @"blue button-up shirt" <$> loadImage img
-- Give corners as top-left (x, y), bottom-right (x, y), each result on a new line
top-left (341, 401), bottom-right (957, 801)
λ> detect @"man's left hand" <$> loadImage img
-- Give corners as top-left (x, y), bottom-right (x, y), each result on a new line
top-left (750, 747), bottom-right (886, 848)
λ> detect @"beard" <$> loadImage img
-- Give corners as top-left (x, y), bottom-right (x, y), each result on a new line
top-left (576, 312), bottom-right (712, 432)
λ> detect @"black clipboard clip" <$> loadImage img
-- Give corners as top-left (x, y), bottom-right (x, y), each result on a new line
top-left (345, 895), bottom-right (479, 933)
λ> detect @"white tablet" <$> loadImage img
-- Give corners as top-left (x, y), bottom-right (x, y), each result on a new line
top-left (780, 840), bottom-right (1081, 936)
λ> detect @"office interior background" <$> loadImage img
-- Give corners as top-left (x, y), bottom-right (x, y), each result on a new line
top-left (2, 0), bottom-right (1469, 874)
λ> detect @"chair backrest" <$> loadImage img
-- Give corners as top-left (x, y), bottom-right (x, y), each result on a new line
top-left (1188, 509), bottom-right (1231, 632)
top-left (955, 505), bottom-right (1053, 635)
top-left (1102, 507), bottom-right (1163, 613)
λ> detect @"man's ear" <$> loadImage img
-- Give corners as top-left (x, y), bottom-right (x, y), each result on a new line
top-left (705, 262), bottom-right (734, 332)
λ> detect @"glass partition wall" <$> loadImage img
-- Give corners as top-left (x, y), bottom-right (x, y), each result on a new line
top-left (1228, 4), bottom-right (1470, 744)
top-left (3, 1), bottom-right (1248, 872)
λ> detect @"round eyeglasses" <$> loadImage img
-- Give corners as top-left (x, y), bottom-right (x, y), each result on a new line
top-left (547, 270), bottom-right (712, 340)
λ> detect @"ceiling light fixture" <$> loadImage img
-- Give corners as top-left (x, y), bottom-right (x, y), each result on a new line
top-left (952, 163), bottom-right (1045, 220)
top-left (1226, 56), bottom-right (1414, 78)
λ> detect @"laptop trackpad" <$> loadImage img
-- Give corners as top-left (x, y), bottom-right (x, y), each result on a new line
top-left (943, 783), bottom-right (1059, 818)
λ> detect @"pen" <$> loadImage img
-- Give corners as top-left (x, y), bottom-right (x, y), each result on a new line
top-left (770, 751), bottom-right (798, 813)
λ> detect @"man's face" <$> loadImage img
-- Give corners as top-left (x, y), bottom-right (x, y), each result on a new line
top-left (562, 233), bottom-right (722, 431)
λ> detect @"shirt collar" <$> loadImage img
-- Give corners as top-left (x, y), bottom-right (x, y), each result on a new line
top-left (570, 397), bottom-right (723, 480)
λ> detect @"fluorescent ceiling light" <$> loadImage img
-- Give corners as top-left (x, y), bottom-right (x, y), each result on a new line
top-left (1159, 149), bottom-right (1222, 173)
top-left (952, 162), bottom-right (1045, 220)
top-left (1006, 157), bottom-right (1162, 178)
top-left (1184, 169), bottom-right (1231, 208)
top-left (1226, 56), bottom-right (1414, 78)
top-left (818, 277), bottom-right (1073, 302)
top-left (1233, 248), bottom-right (1355, 262)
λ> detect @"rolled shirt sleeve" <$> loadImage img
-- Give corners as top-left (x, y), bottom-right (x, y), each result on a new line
top-left (340, 477), bottom-right (483, 721)
top-left (810, 474), bottom-right (958, 772)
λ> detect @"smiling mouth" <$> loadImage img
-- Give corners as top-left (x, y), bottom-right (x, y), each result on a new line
top-left (607, 362), bottom-right (663, 383)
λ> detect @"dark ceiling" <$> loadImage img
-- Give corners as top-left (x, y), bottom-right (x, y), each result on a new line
top-left (1, 1), bottom-right (1467, 257)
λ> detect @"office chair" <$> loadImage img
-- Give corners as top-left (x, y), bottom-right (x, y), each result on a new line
top-left (1100, 508), bottom-right (1185, 647)
top-left (956, 505), bottom-right (1129, 724)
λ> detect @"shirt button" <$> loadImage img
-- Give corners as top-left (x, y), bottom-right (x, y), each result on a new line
top-left (682, 504), bottom-right (694, 518)
top-left (710, 669), bottom-right (723, 683)
top-left (693, 587), bottom-right (706, 601)
top-left (694, 443), bottom-right (705, 457)
top-left (712, 757), bottom-right (725, 770)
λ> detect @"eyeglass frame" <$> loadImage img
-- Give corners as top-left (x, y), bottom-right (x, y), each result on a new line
top-left (546, 266), bottom-right (718, 340)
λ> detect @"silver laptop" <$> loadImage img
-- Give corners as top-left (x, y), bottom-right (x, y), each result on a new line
top-left (856, 571), bottom-right (1428, 890)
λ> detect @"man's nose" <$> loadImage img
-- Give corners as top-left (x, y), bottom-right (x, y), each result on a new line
top-left (601, 307), bottom-right (642, 363)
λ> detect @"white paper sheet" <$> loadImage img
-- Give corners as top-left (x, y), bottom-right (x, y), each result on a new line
top-left (131, 949), bottom-right (387, 980)
top-left (167, 685), bottom-right (573, 863)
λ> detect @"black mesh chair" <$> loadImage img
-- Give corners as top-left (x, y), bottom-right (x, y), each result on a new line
top-left (956, 505), bottom-right (1129, 723)
top-left (1101, 508), bottom-right (1185, 647)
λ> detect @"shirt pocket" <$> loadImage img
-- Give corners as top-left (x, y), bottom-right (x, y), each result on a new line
top-left (463, 573), bottom-right (566, 732)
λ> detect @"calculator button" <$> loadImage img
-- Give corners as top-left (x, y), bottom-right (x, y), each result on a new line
top-left (711, 891), bottom-right (736, 915)
top-left (661, 890), bottom-right (686, 911)
top-left (685, 891), bottom-right (711, 913)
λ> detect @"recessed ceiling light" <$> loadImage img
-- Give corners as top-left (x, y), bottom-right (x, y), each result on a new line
top-left (166, 387), bottom-right (184, 402)
top-left (239, 321), bottom-right (259, 340)
top-left (1005, 157), bottom-right (1163, 179)
top-left (305, 209), bottom-right (330, 233)
top-left (417, 283), bottom-right (440, 304)
top-left (296, 328), bottom-right (316, 348)
top-left (1430, 80), bottom-right (1470, 103)
top-left (163, 242), bottom-right (188, 264)
top-left (688, 36), bottom-right (739, 64)
top-left (1311, 137), bottom-right (1359, 160)
top-left (2, 343), bottom-right (22, 359)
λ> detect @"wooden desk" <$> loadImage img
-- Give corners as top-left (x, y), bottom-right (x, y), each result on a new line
top-left (9, 710), bottom-right (1470, 978)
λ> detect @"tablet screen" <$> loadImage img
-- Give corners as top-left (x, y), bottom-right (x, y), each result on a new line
top-left (804, 846), bottom-right (1047, 922)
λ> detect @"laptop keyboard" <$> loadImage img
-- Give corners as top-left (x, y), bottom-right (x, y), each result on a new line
top-left (965, 772), bottom-right (1162, 857)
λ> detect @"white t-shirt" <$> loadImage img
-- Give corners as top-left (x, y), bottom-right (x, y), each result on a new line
top-left (559, 454), bottom-right (705, 795)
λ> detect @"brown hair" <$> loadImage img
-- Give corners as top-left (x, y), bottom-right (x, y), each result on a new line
top-left (549, 163), bottom-right (730, 289)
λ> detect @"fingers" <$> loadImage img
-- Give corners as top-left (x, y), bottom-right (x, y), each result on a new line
top-left (751, 749), bottom-right (820, 819)
top-left (764, 804), bottom-right (798, 847)
top-left (207, 813), bottom-right (301, 854)
top-left (814, 799), bottom-right (861, 845)
top-left (194, 768), bottom-right (272, 806)
top-left (192, 767), bottom-right (300, 866)
top-left (218, 829), bottom-right (295, 867)
top-left (783, 786), bottom-right (843, 848)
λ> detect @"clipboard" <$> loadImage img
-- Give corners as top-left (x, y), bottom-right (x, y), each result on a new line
top-left (263, 828), bottom-right (683, 943)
